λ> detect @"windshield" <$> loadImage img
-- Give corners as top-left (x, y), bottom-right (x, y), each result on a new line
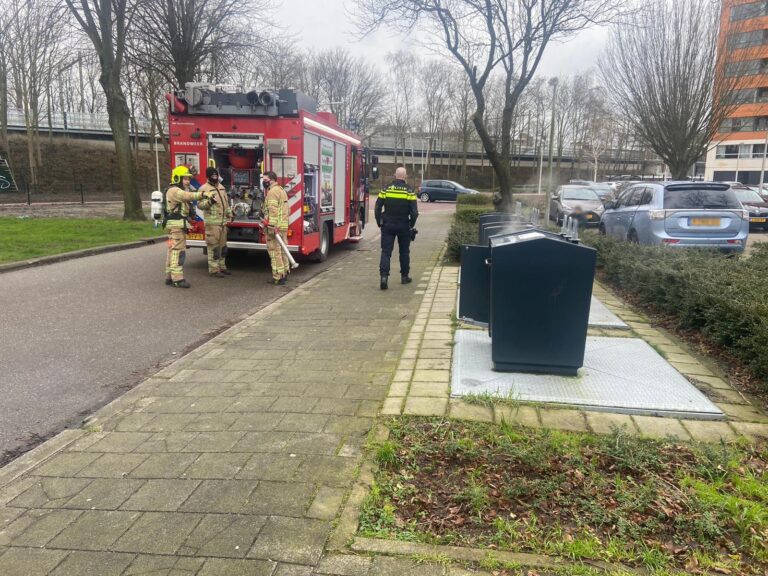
top-left (734, 189), bottom-right (764, 203)
top-left (562, 188), bottom-right (600, 201)
top-left (663, 188), bottom-right (741, 210)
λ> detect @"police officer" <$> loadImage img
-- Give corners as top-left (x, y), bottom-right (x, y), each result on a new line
top-left (262, 171), bottom-right (290, 285)
top-left (197, 167), bottom-right (232, 277)
top-left (165, 166), bottom-right (205, 288)
top-left (375, 166), bottom-right (418, 290)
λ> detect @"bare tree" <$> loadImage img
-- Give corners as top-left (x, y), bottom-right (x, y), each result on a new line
top-left (386, 51), bottom-right (418, 166)
top-left (418, 61), bottom-right (453, 177)
top-left (64, 0), bottom-right (144, 220)
top-left (353, 0), bottom-right (628, 206)
top-left (447, 68), bottom-right (473, 180)
top-left (312, 48), bottom-right (384, 139)
top-left (581, 88), bottom-right (613, 181)
top-left (131, 0), bottom-right (270, 88)
top-left (5, 0), bottom-right (70, 187)
top-left (600, 0), bottom-right (741, 179)
top-left (0, 0), bottom-right (9, 156)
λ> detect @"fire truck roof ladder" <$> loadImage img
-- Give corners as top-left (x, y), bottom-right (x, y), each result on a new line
top-left (176, 83), bottom-right (318, 118)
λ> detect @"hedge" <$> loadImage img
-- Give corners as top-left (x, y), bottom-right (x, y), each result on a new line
top-left (591, 236), bottom-right (768, 391)
top-left (457, 193), bottom-right (496, 206)
top-left (446, 198), bottom-right (496, 262)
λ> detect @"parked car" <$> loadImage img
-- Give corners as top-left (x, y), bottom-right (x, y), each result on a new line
top-left (549, 185), bottom-right (605, 226)
top-left (732, 187), bottom-right (768, 230)
top-left (599, 181), bottom-right (748, 253)
top-left (416, 180), bottom-right (479, 202)
top-left (591, 183), bottom-right (616, 203)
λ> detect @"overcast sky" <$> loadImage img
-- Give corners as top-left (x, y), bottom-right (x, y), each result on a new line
top-left (278, 0), bottom-right (609, 79)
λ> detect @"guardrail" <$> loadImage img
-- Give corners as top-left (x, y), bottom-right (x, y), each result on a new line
top-left (4, 107), bottom-right (654, 165)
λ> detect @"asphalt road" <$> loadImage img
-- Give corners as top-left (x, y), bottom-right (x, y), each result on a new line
top-left (0, 227), bottom-right (365, 464)
top-left (0, 201), bottom-right (455, 465)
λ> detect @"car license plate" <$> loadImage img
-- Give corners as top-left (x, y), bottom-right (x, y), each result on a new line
top-left (690, 218), bottom-right (720, 226)
top-left (751, 217), bottom-right (767, 223)
top-left (187, 233), bottom-right (204, 240)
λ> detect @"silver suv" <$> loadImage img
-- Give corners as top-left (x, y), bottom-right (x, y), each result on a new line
top-left (599, 182), bottom-right (749, 253)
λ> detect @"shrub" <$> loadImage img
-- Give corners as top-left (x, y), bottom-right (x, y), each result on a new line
top-left (454, 205), bottom-right (497, 226)
top-left (458, 193), bottom-right (495, 207)
top-left (590, 236), bottom-right (768, 392)
top-left (445, 201), bottom-right (499, 262)
top-left (446, 220), bottom-right (478, 262)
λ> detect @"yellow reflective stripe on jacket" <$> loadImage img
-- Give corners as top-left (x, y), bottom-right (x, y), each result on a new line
top-left (380, 185), bottom-right (416, 201)
top-left (382, 191), bottom-right (413, 200)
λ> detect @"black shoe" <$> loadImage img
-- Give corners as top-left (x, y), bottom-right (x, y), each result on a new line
top-left (165, 278), bottom-right (173, 286)
top-left (401, 276), bottom-right (412, 284)
top-left (277, 277), bottom-right (287, 285)
top-left (380, 276), bottom-right (388, 290)
top-left (210, 271), bottom-right (226, 278)
top-left (173, 279), bottom-right (191, 288)
top-left (220, 270), bottom-right (232, 276)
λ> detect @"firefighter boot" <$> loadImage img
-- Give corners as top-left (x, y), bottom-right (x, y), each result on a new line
top-left (401, 276), bottom-right (412, 284)
top-left (380, 276), bottom-right (388, 290)
top-left (165, 277), bottom-right (173, 286)
top-left (173, 279), bottom-right (191, 288)
top-left (221, 270), bottom-right (232, 276)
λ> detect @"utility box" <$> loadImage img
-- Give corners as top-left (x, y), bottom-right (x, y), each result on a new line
top-left (488, 230), bottom-right (596, 375)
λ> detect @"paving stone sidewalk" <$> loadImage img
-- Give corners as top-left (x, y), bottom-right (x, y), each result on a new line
top-left (0, 209), bottom-right (453, 576)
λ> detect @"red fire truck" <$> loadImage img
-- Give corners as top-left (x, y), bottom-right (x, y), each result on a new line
top-left (165, 83), bottom-right (375, 261)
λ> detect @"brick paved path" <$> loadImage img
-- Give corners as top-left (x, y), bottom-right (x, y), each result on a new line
top-left (0, 208), bottom-right (453, 576)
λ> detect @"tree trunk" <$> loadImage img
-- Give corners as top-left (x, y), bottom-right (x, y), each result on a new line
top-left (473, 114), bottom-right (510, 206)
top-left (104, 76), bottom-right (144, 220)
top-left (0, 61), bottom-right (8, 155)
top-left (668, 160), bottom-right (690, 180)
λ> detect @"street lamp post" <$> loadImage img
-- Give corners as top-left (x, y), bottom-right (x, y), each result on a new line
top-left (547, 77), bottom-right (559, 198)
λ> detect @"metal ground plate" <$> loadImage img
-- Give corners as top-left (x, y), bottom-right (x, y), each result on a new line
top-left (452, 330), bottom-right (724, 420)
top-left (588, 296), bottom-right (628, 329)
top-left (457, 290), bottom-right (627, 330)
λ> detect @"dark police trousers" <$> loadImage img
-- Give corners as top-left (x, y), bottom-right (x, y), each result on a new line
top-left (379, 220), bottom-right (411, 277)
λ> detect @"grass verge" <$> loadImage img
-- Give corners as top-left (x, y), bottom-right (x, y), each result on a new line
top-left (0, 217), bottom-right (165, 264)
top-left (361, 417), bottom-right (768, 575)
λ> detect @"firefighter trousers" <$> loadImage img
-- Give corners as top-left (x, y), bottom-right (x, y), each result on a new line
top-left (205, 224), bottom-right (228, 273)
top-left (165, 228), bottom-right (187, 282)
top-left (379, 221), bottom-right (411, 278)
top-left (266, 228), bottom-right (289, 281)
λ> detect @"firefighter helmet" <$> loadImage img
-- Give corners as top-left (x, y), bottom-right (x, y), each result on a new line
top-left (171, 165), bottom-right (193, 184)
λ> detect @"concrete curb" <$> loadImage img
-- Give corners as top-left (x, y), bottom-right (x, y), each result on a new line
top-left (0, 235), bottom-right (163, 275)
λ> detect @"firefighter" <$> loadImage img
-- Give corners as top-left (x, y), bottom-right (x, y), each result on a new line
top-left (262, 170), bottom-right (289, 285)
top-left (375, 166), bottom-right (418, 290)
top-left (165, 165), bottom-right (206, 288)
top-left (197, 167), bottom-right (233, 277)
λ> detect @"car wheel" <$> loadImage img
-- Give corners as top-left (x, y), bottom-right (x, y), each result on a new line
top-left (313, 223), bottom-right (330, 262)
top-left (556, 212), bottom-right (563, 226)
top-left (598, 224), bottom-right (606, 236)
top-left (628, 230), bottom-right (639, 244)
top-left (419, 192), bottom-right (430, 202)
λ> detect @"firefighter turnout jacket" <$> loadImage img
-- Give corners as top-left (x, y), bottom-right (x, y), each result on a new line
top-left (166, 185), bottom-right (203, 229)
top-left (197, 181), bottom-right (232, 224)
top-left (264, 182), bottom-right (289, 231)
top-left (375, 179), bottom-right (418, 228)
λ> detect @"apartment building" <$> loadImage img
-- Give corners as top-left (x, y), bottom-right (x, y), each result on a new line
top-left (705, 0), bottom-right (768, 184)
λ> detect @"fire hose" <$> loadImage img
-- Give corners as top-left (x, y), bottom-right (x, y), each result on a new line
top-left (274, 230), bottom-right (300, 269)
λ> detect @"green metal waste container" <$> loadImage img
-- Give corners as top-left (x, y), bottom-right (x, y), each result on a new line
top-left (488, 230), bottom-right (596, 375)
